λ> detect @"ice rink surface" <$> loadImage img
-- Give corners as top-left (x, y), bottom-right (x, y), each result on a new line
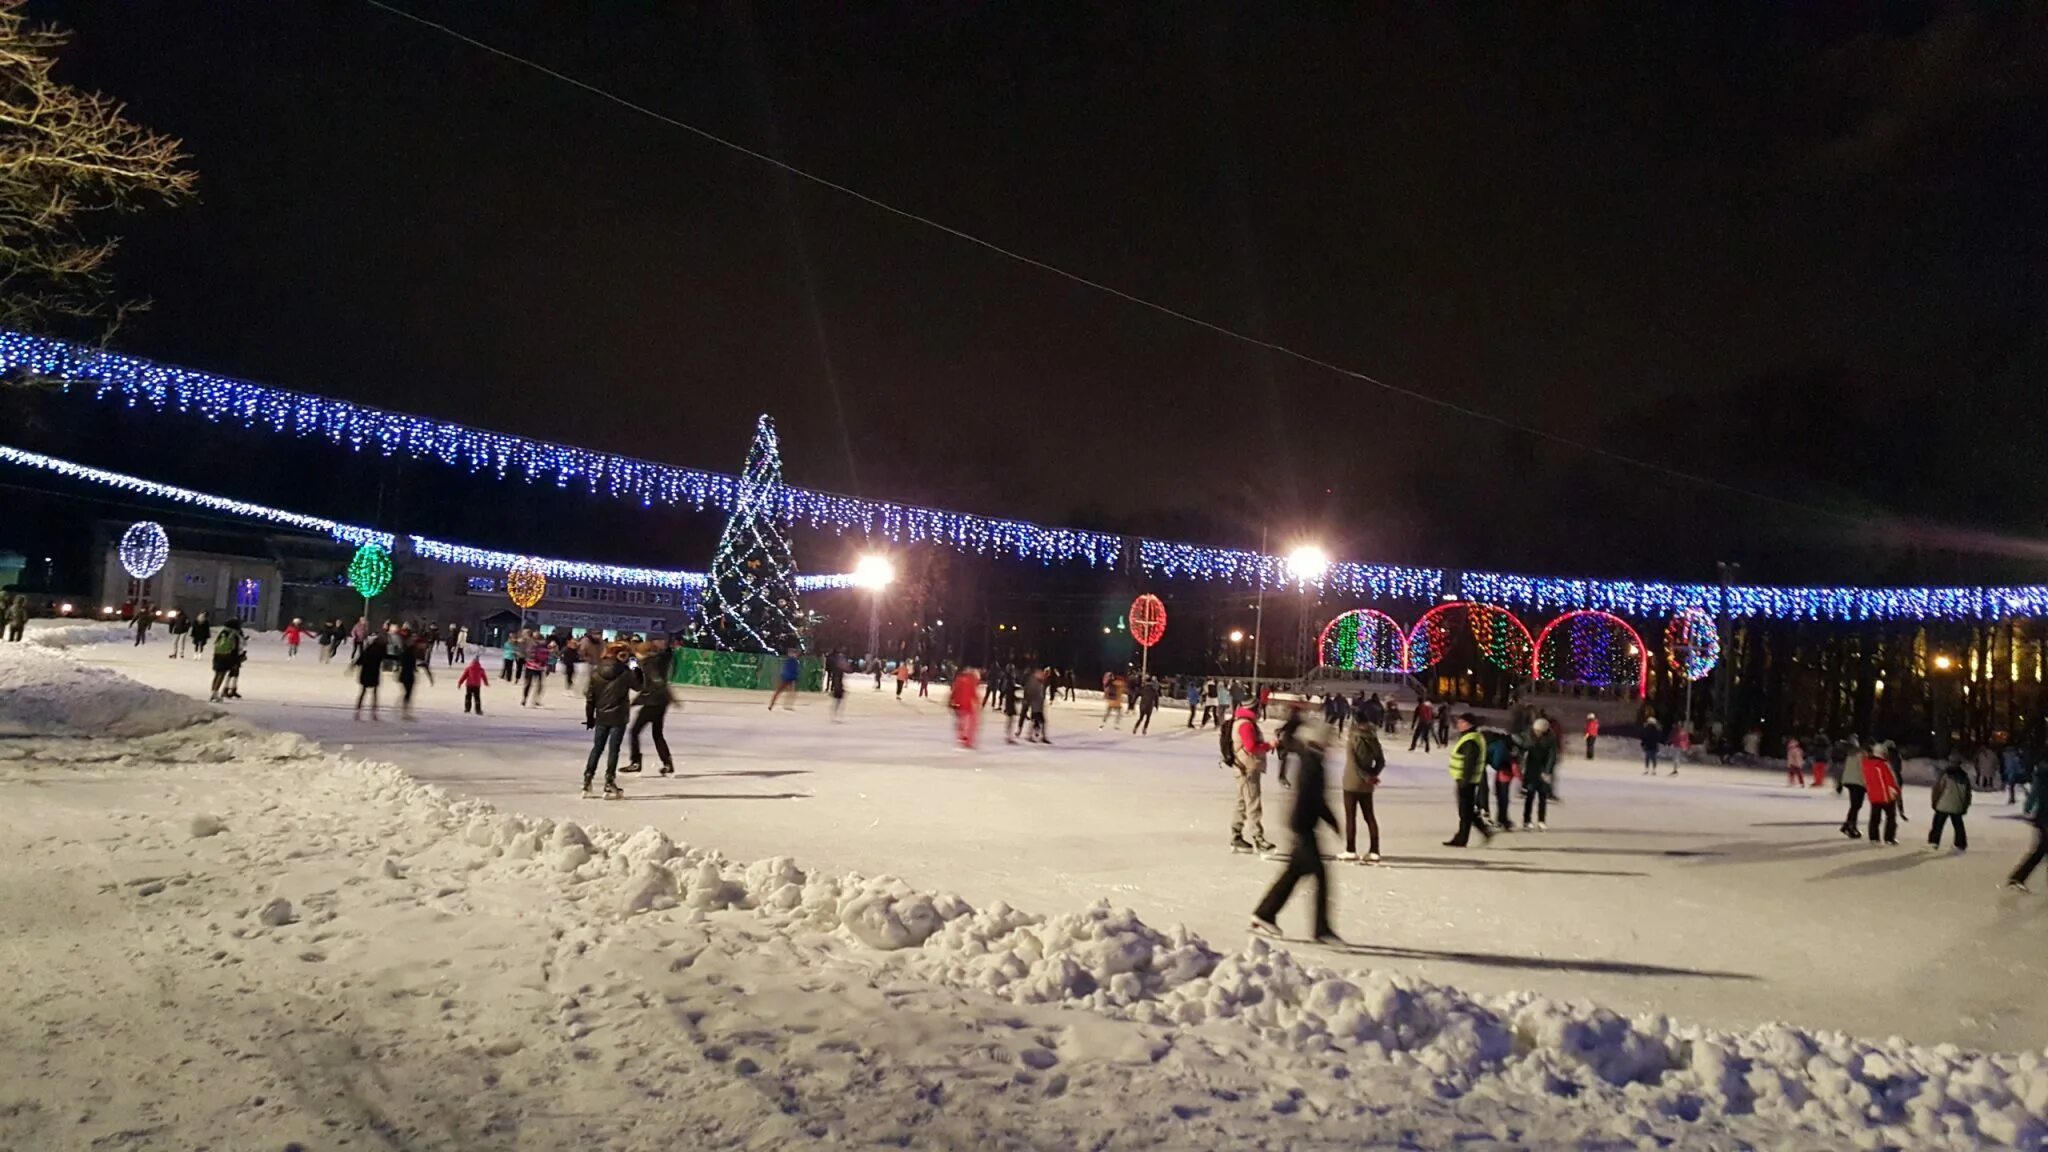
top-left (84, 637), bottom-right (2048, 1051)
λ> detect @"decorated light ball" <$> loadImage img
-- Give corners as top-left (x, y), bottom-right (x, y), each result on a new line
top-left (506, 558), bottom-right (547, 609)
top-left (1664, 608), bottom-right (1721, 680)
top-left (348, 544), bottom-right (393, 601)
top-left (1129, 593), bottom-right (1167, 648)
top-left (118, 521), bottom-right (169, 580)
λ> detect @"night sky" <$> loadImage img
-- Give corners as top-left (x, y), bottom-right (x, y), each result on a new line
top-left (20, 1), bottom-right (2048, 585)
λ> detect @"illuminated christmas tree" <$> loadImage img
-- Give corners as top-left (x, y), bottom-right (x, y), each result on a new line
top-left (699, 415), bottom-right (804, 653)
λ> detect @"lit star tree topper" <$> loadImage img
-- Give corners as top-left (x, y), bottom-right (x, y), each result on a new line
top-left (699, 415), bottom-right (804, 653)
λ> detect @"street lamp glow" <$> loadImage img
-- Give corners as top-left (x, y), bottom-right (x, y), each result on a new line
top-left (1285, 544), bottom-right (1329, 583)
top-left (1228, 629), bottom-right (1245, 643)
top-left (852, 555), bottom-right (895, 590)
top-left (1933, 653), bottom-right (1954, 671)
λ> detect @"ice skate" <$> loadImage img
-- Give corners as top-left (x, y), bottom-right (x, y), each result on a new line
top-left (1336, 851), bottom-right (1359, 861)
top-left (1314, 932), bottom-right (1344, 946)
top-left (1364, 852), bottom-right (1381, 863)
top-left (621, 760), bottom-right (642, 774)
top-left (2002, 880), bottom-right (2030, 893)
top-left (1251, 838), bottom-right (1276, 854)
top-left (658, 763), bottom-right (675, 777)
top-left (1230, 838), bottom-right (1255, 854)
top-left (1248, 917), bottom-right (1281, 938)
top-left (581, 784), bottom-right (596, 799)
top-left (604, 783), bottom-right (624, 800)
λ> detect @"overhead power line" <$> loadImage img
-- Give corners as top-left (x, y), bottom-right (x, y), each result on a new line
top-left (361, 0), bottom-right (1872, 527)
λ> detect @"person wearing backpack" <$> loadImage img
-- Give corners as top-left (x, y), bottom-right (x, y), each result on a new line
top-left (1339, 718), bottom-right (1385, 862)
top-left (207, 619), bottom-right (244, 703)
top-left (1928, 759), bottom-right (1972, 852)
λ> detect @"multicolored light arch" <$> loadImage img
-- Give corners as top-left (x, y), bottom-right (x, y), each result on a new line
top-left (1534, 609), bottom-right (1650, 698)
top-left (1317, 608), bottom-right (1412, 673)
top-left (1407, 601), bottom-right (1535, 678)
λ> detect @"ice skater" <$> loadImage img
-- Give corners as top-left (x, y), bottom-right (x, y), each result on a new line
top-left (1186, 678), bottom-right (1202, 727)
top-left (1408, 700), bottom-right (1434, 752)
top-left (1583, 712), bottom-right (1598, 759)
top-left (827, 650), bottom-right (848, 723)
top-left (1838, 746), bottom-right (1868, 839)
top-left (950, 665), bottom-right (981, 748)
top-left (582, 645), bottom-right (640, 799)
top-left (1639, 715), bottom-right (1663, 774)
top-left (206, 618), bottom-right (244, 703)
top-left (1251, 717), bottom-right (1340, 944)
top-left (1443, 713), bottom-right (1493, 847)
top-left (353, 627), bottom-right (386, 719)
top-left (2004, 785), bottom-right (2048, 892)
top-left (628, 640), bottom-right (676, 775)
top-left (1228, 705), bottom-right (1275, 854)
top-left (1339, 717), bottom-right (1384, 862)
top-left (521, 634), bottom-right (549, 706)
top-left (1132, 677), bottom-right (1157, 734)
top-left (1099, 673), bottom-right (1125, 729)
top-left (396, 632), bottom-right (430, 721)
top-left (1522, 717), bottom-right (1558, 830)
top-left (458, 654), bottom-right (488, 714)
top-left (1785, 736), bottom-right (1807, 786)
top-left (1860, 743), bottom-right (1900, 845)
top-left (1929, 757), bottom-right (1971, 852)
top-left (284, 618), bottom-right (303, 658)
top-left (1021, 667), bottom-right (1049, 743)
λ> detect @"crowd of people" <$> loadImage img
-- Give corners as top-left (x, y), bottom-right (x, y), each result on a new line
top-left (124, 613), bottom-right (2048, 913)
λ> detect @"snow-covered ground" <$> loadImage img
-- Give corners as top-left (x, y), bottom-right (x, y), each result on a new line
top-left (2, 629), bottom-right (2045, 1149)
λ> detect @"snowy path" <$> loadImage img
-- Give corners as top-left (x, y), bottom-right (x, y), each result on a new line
top-left (5, 632), bottom-right (2046, 1150)
top-left (80, 639), bottom-right (2048, 1053)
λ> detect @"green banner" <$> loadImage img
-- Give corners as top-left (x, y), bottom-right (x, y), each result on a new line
top-left (669, 648), bottom-right (824, 692)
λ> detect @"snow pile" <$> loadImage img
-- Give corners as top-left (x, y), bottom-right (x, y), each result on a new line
top-left (428, 803), bottom-right (2048, 1149)
top-left (5, 640), bottom-right (2045, 1150)
top-left (0, 642), bottom-right (218, 737)
top-left (20, 620), bottom-right (133, 649)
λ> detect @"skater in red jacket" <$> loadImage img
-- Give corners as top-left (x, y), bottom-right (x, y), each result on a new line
top-left (951, 666), bottom-right (982, 748)
top-left (457, 656), bottom-right (489, 715)
top-left (1861, 746), bottom-right (1901, 844)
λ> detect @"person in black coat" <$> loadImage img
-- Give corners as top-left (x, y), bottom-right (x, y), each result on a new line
top-left (353, 630), bottom-right (387, 719)
top-left (1251, 717), bottom-right (1341, 943)
top-left (583, 648), bottom-right (642, 797)
top-left (628, 641), bottom-right (676, 776)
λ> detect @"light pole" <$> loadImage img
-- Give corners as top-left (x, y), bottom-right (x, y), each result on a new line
top-left (1930, 652), bottom-right (1954, 756)
top-left (853, 555), bottom-right (894, 678)
top-left (1285, 543), bottom-right (1328, 683)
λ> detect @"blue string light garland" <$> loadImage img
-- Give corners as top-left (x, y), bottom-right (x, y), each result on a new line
top-left (0, 443), bottom-right (851, 592)
top-left (9, 331), bottom-right (2048, 622)
top-left (0, 331), bottom-right (1119, 568)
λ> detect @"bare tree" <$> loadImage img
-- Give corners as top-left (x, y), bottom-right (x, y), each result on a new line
top-left (0, 0), bottom-right (194, 336)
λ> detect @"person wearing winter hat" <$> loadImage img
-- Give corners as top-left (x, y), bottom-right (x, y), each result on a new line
top-left (1522, 717), bottom-right (1560, 829)
top-left (1339, 718), bottom-right (1385, 861)
top-left (1583, 712), bottom-right (1599, 760)
top-left (1251, 716), bottom-right (1341, 943)
top-left (1861, 742), bottom-right (1901, 845)
top-left (1929, 756), bottom-right (1972, 852)
top-left (582, 645), bottom-right (641, 799)
top-left (1444, 713), bottom-right (1492, 847)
